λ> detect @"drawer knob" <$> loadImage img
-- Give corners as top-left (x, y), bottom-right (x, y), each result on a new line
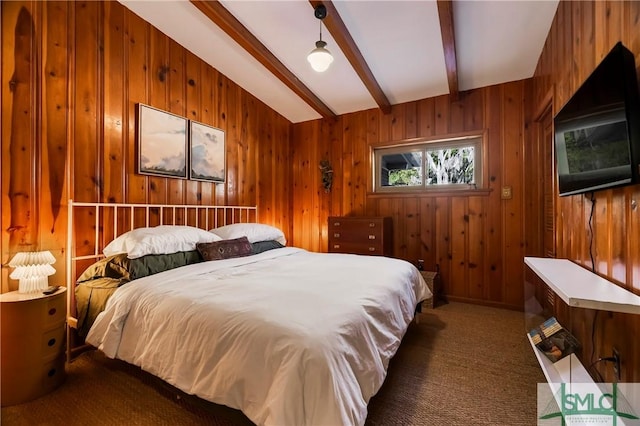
top-left (333, 244), bottom-right (340, 249)
top-left (48, 308), bottom-right (57, 316)
top-left (333, 233), bottom-right (340, 238)
top-left (333, 222), bottom-right (341, 227)
top-left (368, 247), bottom-right (376, 252)
top-left (369, 223), bottom-right (376, 227)
top-left (48, 338), bottom-right (56, 347)
top-left (368, 235), bottom-right (376, 240)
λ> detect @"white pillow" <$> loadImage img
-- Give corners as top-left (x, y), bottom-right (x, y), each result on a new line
top-left (210, 223), bottom-right (286, 245)
top-left (103, 225), bottom-right (222, 259)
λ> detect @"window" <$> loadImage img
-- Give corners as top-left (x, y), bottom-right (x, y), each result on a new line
top-left (374, 135), bottom-right (483, 192)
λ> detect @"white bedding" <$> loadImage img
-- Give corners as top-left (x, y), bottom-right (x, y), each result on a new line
top-left (87, 247), bottom-right (430, 426)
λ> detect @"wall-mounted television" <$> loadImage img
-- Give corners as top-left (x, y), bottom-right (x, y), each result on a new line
top-left (554, 42), bottom-right (640, 197)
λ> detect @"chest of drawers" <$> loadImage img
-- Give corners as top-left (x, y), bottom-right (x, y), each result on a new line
top-left (328, 216), bottom-right (392, 256)
top-left (1, 287), bottom-right (67, 406)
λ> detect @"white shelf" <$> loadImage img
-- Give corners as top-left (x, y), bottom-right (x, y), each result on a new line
top-left (527, 333), bottom-right (637, 426)
top-left (526, 334), bottom-right (593, 395)
top-left (525, 257), bottom-right (640, 314)
top-left (525, 257), bottom-right (639, 424)
top-left (527, 334), bottom-right (637, 425)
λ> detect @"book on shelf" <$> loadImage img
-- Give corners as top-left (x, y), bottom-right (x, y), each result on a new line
top-left (528, 317), bottom-right (581, 363)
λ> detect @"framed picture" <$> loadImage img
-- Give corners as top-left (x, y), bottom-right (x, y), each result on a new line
top-left (189, 120), bottom-right (226, 183)
top-left (137, 104), bottom-right (188, 179)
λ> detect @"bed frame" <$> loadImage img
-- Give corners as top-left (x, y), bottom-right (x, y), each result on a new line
top-left (65, 200), bottom-right (257, 361)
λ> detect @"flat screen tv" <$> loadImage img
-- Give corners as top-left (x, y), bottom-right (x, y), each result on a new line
top-left (554, 42), bottom-right (640, 196)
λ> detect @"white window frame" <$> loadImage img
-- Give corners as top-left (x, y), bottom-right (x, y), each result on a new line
top-left (372, 133), bottom-right (485, 193)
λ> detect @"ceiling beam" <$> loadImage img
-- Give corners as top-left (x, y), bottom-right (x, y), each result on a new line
top-left (310, 1), bottom-right (392, 114)
top-left (437, 0), bottom-right (459, 100)
top-left (190, 0), bottom-right (335, 119)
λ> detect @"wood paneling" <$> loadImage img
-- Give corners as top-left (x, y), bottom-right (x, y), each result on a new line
top-left (1, 1), bottom-right (291, 292)
top-left (530, 0), bottom-right (640, 382)
top-left (3, 0), bottom-right (638, 380)
top-left (291, 82), bottom-right (528, 310)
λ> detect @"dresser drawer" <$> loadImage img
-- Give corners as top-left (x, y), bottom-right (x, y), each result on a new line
top-left (329, 242), bottom-right (384, 255)
top-left (329, 218), bottom-right (384, 232)
top-left (40, 356), bottom-right (65, 391)
top-left (43, 293), bottom-right (66, 327)
top-left (329, 229), bottom-right (382, 243)
top-left (41, 327), bottom-right (65, 362)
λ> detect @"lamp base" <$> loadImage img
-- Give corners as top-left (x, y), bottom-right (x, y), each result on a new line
top-left (18, 277), bottom-right (49, 294)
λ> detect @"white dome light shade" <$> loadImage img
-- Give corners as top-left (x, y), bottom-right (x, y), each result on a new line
top-left (307, 40), bottom-right (334, 72)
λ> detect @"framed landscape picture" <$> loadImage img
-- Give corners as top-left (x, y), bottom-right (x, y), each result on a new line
top-left (189, 120), bottom-right (226, 183)
top-left (137, 104), bottom-right (188, 179)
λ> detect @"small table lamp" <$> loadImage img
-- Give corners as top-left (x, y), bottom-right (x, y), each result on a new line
top-left (8, 251), bottom-right (56, 293)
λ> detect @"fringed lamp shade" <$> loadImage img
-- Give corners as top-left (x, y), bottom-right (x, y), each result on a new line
top-left (8, 251), bottom-right (56, 293)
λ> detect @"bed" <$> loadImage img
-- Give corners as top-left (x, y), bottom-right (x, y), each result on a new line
top-left (66, 201), bottom-right (430, 426)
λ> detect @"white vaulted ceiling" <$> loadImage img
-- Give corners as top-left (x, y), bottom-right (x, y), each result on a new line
top-left (118, 0), bottom-right (559, 123)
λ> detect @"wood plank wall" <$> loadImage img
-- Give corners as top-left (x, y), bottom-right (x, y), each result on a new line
top-left (291, 82), bottom-right (529, 310)
top-left (1, 1), bottom-right (291, 292)
top-left (3, 0), bottom-right (637, 380)
top-left (528, 0), bottom-right (640, 382)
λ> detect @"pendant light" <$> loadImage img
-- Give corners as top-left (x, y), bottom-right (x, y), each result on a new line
top-left (307, 5), bottom-right (333, 72)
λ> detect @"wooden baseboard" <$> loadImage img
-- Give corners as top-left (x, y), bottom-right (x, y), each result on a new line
top-left (444, 296), bottom-right (522, 312)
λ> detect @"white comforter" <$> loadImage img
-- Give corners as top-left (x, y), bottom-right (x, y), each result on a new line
top-left (87, 247), bottom-right (430, 426)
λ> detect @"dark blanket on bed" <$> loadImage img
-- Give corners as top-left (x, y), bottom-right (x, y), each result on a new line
top-left (75, 251), bottom-right (203, 337)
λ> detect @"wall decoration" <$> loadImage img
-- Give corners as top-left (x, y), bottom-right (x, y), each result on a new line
top-left (319, 159), bottom-right (333, 192)
top-left (189, 120), bottom-right (226, 183)
top-left (137, 104), bottom-right (188, 178)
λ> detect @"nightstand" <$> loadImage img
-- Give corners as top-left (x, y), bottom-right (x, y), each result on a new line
top-left (1, 287), bottom-right (67, 406)
top-left (420, 271), bottom-right (440, 309)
